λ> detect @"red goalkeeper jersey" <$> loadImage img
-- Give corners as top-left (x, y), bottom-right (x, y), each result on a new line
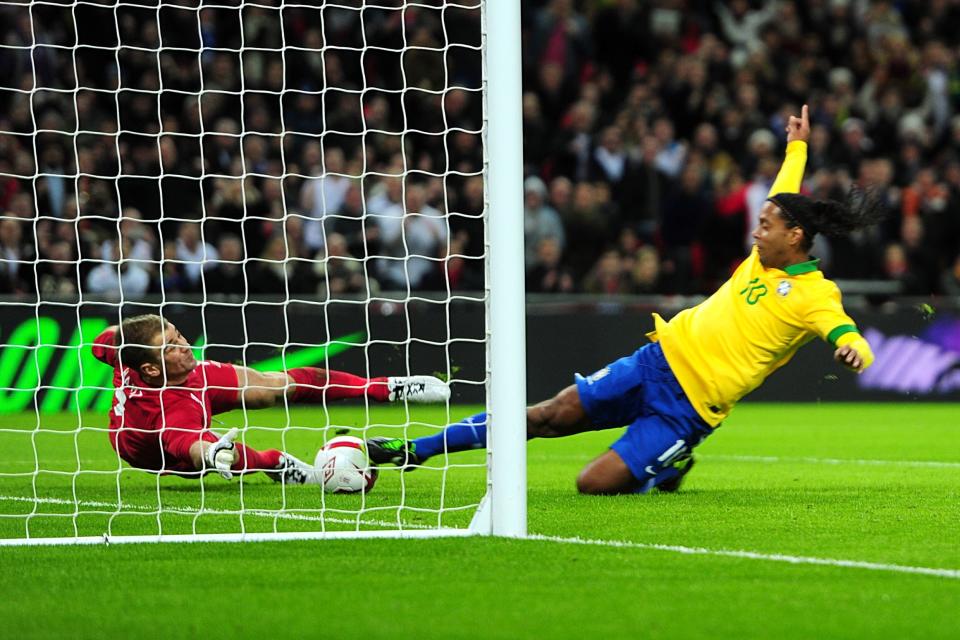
top-left (91, 328), bottom-right (240, 472)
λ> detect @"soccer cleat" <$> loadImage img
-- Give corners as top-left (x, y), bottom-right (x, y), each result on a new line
top-left (387, 376), bottom-right (450, 404)
top-left (268, 453), bottom-right (319, 485)
top-left (656, 455), bottom-right (696, 493)
top-left (366, 437), bottom-right (421, 469)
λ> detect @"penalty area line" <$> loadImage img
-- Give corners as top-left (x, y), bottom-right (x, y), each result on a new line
top-left (527, 534), bottom-right (960, 580)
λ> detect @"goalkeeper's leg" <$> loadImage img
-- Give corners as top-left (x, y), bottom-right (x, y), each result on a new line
top-left (234, 366), bottom-right (449, 408)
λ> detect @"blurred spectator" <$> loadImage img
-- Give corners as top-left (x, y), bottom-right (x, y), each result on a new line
top-left (526, 237), bottom-right (575, 294)
top-left (583, 249), bottom-right (632, 295)
top-left (660, 163), bottom-right (711, 292)
top-left (100, 207), bottom-right (157, 278)
top-left (714, 0), bottom-right (779, 60)
top-left (523, 176), bottom-right (565, 270)
top-left (1, 1), bottom-right (957, 299)
top-left (203, 235), bottom-right (247, 296)
top-left (175, 222), bottom-right (219, 287)
top-left (312, 232), bottom-right (370, 298)
top-left (85, 237), bottom-right (151, 299)
top-left (0, 217), bottom-right (34, 294)
top-left (249, 235), bottom-right (318, 295)
top-left (375, 183), bottom-right (446, 289)
top-left (325, 181), bottom-right (381, 259)
top-left (159, 239), bottom-right (192, 294)
top-left (631, 246), bottom-right (661, 294)
top-left (300, 147), bottom-right (351, 251)
top-left (36, 240), bottom-right (78, 297)
top-left (589, 125), bottom-right (629, 192)
top-left (563, 182), bottom-right (612, 277)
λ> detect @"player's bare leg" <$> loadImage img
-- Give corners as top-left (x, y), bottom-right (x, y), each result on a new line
top-left (526, 384), bottom-right (593, 438)
top-left (368, 384), bottom-right (597, 468)
top-left (575, 450), bottom-right (637, 495)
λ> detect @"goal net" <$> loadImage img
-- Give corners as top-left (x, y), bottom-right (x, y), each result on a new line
top-left (0, 0), bottom-right (526, 545)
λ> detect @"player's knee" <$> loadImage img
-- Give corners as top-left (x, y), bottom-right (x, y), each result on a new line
top-left (575, 467), bottom-right (613, 495)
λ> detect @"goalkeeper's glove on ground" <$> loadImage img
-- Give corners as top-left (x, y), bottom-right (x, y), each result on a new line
top-left (205, 428), bottom-right (240, 480)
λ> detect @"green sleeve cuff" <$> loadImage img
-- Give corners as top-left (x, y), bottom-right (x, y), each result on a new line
top-left (826, 324), bottom-right (859, 346)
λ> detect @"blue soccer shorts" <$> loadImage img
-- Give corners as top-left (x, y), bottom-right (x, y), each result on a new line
top-left (574, 341), bottom-right (713, 483)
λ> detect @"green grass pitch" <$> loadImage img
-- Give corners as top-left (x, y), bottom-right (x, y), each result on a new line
top-left (1, 403), bottom-right (958, 639)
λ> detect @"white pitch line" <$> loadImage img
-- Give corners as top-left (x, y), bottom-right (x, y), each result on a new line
top-left (528, 534), bottom-right (960, 580)
top-left (3, 496), bottom-right (957, 580)
top-left (703, 454), bottom-right (960, 469)
top-left (528, 453), bottom-right (960, 468)
top-left (0, 494), bottom-right (435, 530)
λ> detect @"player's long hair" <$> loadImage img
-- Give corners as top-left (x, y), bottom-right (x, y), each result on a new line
top-left (770, 187), bottom-right (888, 251)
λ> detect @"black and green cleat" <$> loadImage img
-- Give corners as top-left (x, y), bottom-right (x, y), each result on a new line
top-left (656, 456), bottom-right (696, 493)
top-left (366, 437), bottom-right (422, 469)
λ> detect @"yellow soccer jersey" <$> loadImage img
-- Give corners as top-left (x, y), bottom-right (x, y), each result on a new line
top-left (647, 140), bottom-right (873, 427)
top-left (650, 248), bottom-right (869, 426)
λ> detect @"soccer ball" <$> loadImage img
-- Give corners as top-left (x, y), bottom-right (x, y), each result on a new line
top-left (314, 436), bottom-right (378, 494)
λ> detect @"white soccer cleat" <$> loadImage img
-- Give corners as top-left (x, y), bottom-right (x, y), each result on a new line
top-left (269, 453), bottom-right (320, 485)
top-left (387, 375), bottom-right (450, 404)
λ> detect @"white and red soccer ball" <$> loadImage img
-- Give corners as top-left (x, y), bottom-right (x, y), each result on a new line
top-left (314, 436), bottom-right (378, 494)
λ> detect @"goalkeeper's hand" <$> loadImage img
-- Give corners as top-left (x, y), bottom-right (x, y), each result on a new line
top-left (205, 428), bottom-right (240, 480)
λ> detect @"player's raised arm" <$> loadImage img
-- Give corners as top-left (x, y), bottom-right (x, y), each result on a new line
top-left (767, 104), bottom-right (810, 198)
top-left (91, 325), bottom-right (119, 367)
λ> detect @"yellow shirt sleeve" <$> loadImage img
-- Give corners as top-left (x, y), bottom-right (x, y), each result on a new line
top-left (797, 282), bottom-right (875, 370)
top-left (767, 140), bottom-right (808, 197)
top-left (799, 282), bottom-right (854, 342)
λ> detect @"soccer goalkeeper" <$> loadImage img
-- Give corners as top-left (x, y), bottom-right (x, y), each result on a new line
top-left (92, 314), bottom-right (449, 484)
top-left (368, 105), bottom-right (886, 494)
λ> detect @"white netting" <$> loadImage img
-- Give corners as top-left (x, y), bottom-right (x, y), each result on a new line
top-left (0, 0), bottom-right (493, 542)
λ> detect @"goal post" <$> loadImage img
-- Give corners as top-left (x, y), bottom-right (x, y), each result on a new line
top-left (0, 0), bottom-right (526, 545)
top-left (483, 0), bottom-right (527, 538)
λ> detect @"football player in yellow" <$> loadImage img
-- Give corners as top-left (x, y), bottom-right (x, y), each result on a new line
top-left (367, 105), bottom-right (886, 494)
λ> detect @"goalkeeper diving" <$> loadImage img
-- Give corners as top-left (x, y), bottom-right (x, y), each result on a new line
top-left (368, 104), bottom-right (886, 494)
top-left (92, 315), bottom-right (449, 484)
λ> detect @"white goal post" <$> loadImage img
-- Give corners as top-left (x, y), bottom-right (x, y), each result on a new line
top-left (0, 0), bottom-right (525, 545)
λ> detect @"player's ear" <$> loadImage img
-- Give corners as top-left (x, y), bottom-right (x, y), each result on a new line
top-left (788, 225), bottom-right (804, 248)
top-left (140, 360), bottom-right (161, 379)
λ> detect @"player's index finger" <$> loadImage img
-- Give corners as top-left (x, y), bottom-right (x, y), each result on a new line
top-left (801, 104), bottom-right (809, 123)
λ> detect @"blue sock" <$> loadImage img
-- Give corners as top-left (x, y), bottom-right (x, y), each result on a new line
top-left (412, 412), bottom-right (487, 461)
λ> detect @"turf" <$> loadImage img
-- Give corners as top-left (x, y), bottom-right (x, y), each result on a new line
top-left (1, 403), bottom-right (958, 639)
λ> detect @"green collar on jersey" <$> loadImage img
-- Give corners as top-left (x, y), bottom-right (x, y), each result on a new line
top-left (783, 256), bottom-right (820, 276)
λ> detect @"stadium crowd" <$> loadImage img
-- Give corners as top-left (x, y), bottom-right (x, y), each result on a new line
top-left (0, 0), bottom-right (959, 300)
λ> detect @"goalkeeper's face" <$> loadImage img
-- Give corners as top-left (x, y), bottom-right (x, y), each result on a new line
top-left (152, 323), bottom-right (197, 382)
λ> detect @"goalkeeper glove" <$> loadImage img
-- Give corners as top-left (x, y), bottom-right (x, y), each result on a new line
top-left (205, 428), bottom-right (240, 480)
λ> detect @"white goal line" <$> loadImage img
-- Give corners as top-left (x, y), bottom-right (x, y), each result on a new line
top-left (0, 494), bottom-right (441, 532)
top-left (2, 494), bottom-right (957, 580)
top-left (528, 534), bottom-right (960, 581)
